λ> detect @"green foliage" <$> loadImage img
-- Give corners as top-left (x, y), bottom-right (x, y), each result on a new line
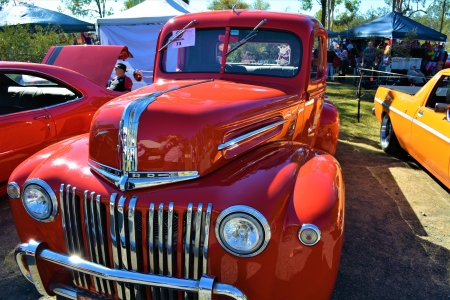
top-left (0, 24), bottom-right (71, 62)
top-left (390, 30), bottom-right (417, 58)
top-left (251, 0), bottom-right (270, 10)
top-left (207, 0), bottom-right (250, 10)
top-left (61, 0), bottom-right (113, 18)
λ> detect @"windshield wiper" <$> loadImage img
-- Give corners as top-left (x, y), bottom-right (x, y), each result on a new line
top-left (158, 20), bottom-right (197, 52)
top-left (226, 19), bottom-right (267, 56)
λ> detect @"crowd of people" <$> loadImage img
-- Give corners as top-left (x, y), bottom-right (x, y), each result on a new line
top-left (326, 39), bottom-right (448, 85)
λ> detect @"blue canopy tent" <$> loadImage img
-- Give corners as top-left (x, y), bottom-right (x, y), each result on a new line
top-left (340, 11), bottom-right (447, 42)
top-left (0, 4), bottom-right (95, 33)
top-left (327, 30), bottom-right (339, 38)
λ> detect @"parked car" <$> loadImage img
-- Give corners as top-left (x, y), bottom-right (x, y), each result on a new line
top-left (0, 45), bottom-right (129, 194)
top-left (8, 10), bottom-right (345, 300)
top-left (373, 69), bottom-right (450, 189)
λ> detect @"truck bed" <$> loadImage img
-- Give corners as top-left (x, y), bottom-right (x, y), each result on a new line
top-left (378, 85), bottom-right (421, 95)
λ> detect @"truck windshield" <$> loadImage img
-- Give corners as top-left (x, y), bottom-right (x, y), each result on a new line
top-left (160, 28), bottom-right (301, 78)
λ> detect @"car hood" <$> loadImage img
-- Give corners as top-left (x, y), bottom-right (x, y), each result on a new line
top-left (88, 79), bottom-right (299, 190)
top-left (42, 45), bottom-right (128, 87)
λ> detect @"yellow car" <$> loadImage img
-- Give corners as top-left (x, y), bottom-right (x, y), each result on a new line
top-left (373, 69), bottom-right (450, 189)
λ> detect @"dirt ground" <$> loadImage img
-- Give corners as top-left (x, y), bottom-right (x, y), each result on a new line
top-left (0, 133), bottom-right (449, 299)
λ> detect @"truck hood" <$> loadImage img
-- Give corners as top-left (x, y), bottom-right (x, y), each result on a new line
top-left (88, 79), bottom-right (298, 190)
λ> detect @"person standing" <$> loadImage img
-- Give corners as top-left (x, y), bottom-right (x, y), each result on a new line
top-left (107, 63), bottom-right (133, 92)
top-left (407, 65), bottom-right (426, 86)
top-left (361, 42), bottom-right (377, 68)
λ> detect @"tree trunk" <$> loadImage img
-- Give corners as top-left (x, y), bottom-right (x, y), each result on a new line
top-left (440, 0), bottom-right (446, 32)
top-left (321, 0), bottom-right (326, 26)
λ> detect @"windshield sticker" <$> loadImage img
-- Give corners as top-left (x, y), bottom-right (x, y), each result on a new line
top-left (172, 28), bottom-right (196, 49)
top-left (230, 30), bottom-right (239, 35)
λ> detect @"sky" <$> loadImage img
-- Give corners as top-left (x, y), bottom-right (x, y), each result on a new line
top-left (27, 0), bottom-right (389, 23)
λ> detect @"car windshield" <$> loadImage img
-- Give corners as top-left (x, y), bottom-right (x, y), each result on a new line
top-left (161, 28), bottom-right (301, 78)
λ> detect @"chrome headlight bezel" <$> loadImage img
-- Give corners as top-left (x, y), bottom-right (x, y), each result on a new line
top-left (21, 178), bottom-right (58, 222)
top-left (7, 182), bottom-right (20, 199)
top-left (298, 224), bottom-right (321, 246)
top-left (215, 205), bottom-right (271, 257)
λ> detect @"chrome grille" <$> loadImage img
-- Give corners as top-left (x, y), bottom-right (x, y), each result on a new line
top-left (60, 184), bottom-right (213, 300)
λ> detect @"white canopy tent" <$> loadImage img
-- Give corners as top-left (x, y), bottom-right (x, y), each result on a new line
top-left (97, 0), bottom-right (197, 86)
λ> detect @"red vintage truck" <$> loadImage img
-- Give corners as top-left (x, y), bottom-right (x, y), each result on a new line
top-left (7, 10), bottom-right (345, 300)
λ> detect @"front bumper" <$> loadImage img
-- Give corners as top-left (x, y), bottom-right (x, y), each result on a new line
top-left (15, 240), bottom-right (247, 300)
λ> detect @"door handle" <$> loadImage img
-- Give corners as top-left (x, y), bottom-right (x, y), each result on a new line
top-left (34, 115), bottom-right (50, 120)
top-left (417, 110), bottom-right (424, 116)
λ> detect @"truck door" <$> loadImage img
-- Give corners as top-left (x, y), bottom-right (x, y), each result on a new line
top-left (411, 83), bottom-right (450, 182)
top-left (299, 32), bottom-right (326, 146)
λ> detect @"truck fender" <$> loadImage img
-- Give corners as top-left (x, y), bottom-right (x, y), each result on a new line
top-left (314, 100), bottom-right (340, 155)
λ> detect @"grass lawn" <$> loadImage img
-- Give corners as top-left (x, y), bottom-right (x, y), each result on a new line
top-left (326, 80), bottom-right (381, 149)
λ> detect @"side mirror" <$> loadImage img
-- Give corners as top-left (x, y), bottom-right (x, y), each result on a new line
top-left (447, 107), bottom-right (450, 122)
top-left (435, 102), bottom-right (448, 113)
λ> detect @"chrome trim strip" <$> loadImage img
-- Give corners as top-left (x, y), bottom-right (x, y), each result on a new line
top-left (17, 241), bottom-right (248, 300)
top-left (148, 203), bottom-right (157, 299)
top-left (193, 203), bottom-right (203, 280)
top-left (60, 185), bottom-right (70, 254)
top-left (89, 192), bottom-right (104, 294)
top-left (203, 203), bottom-right (213, 274)
top-left (118, 195), bottom-right (131, 299)
top-left (128, 196), bottom-right (139, 299)
top-left (167, 202), bottom-right (174, 277)
top-left (128, 196), bottom-right (138, 271)
top-left (84, 191), bottom-right (96, 292)
top-left (65, 185), bottom-right (82, 287)
top-left (109, 193), bottom-right (124, 300)
top-left (89, 159), bottom-right (199, 192)
top-left (217, 119), bottom-right (287, 151)
top-left (215, 205), bottom-right (271, 257)
top-left (158, 203), bottom-right (164, 275)
top-left (374, 97), bottom-right (450, 144)
top-left (71, 187), bottom-right (88, 289)
top-left (184, 203), bottom-right (193, 279)
top-left (96, 194), bottom-right (112, 296)
top-left (53, 285), bottom-right (77, 299)
top-left (119, 92), bottom-right (162, 174)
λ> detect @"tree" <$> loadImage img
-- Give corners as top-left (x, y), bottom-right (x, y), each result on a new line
top-left (252, 0), bottom-right (270, 10)
top-left (61, 0), bottom-right (114, 19)
top-left (0, 24), bottom-right (71, 62)
top-left (207, 0), bottom-right (250, 10)
top-left (333, 0), bottom-right (361, 30)
top-left (385, 0), bottom-right (427, 16)
top-left (299, 0), bottom-right (326, 26)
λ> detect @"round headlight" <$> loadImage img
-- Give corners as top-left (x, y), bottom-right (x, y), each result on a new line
top-left (7, 182), bottom-right (20, 199)
top-left (215, 206), bottom-right (271, 257)
top-left (22, 179), bottom-right (58, 222)
top-left (298, 224), bottom-right (321, 246)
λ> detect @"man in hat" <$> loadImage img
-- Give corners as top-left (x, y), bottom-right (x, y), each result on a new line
top-left (107, 63), bottom-right (133, 92)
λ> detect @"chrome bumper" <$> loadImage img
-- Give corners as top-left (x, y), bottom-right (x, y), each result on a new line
top-left (15, 240), bottom-right (247, 300)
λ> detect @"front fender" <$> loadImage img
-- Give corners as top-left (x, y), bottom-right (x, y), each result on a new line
top-left (314, 100), bottom-right (340, 155)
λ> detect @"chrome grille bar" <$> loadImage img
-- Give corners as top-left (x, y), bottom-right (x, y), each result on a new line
top-left (167, 202), bottom-right (174, 276)
top-left (59, 184), bottom-right (78, 288)
top-left (193, 203), bottom-right (203, 280)
top-left (64, 185), bottom-right (82, 287)
top-left (96, 194), bottom-right (113, 296)
top-left (71, 187), bottom-right (88, 289)
top-left (148, 203), bottom-right (158, 299)
top-left (184, 203), bottom-right (193, 300)
top-left (157, 203), bottom-right (166, 300)
top-left (89, 191), bottom-right (105, 295)
top-left (117, 195), bottom-right (132, 299)
top-left (203, 204), bottom-right (213, 274)
top-left (128, 196), bottom-right (140, 299)
top-left (110, 194), bottom-right (124, 300)
top-left (83, 191), bottom-right (97, 292)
